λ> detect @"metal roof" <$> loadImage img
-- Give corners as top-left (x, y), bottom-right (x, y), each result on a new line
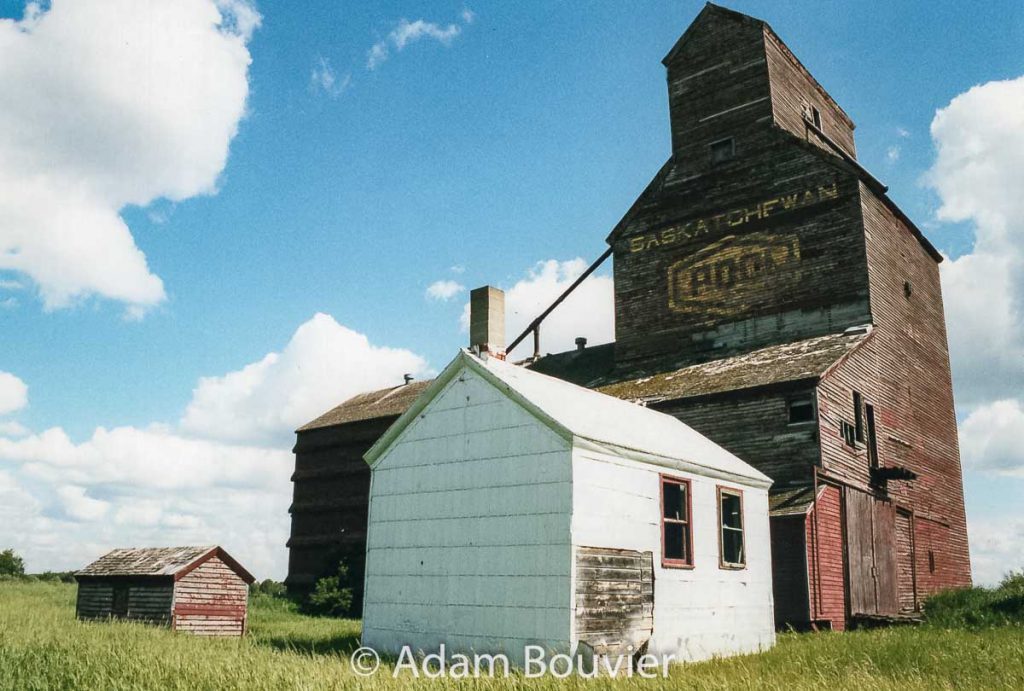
top-left (366, 350), bottom-right (773, 487)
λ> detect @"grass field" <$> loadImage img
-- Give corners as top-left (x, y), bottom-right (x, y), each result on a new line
top-left (1, 581), bottom-right (1022, 690)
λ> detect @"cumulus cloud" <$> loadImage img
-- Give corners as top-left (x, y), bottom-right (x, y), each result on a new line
top-left (56, 485), bottom-right (110, 521)
top-left (969, 516), bottom-right (1024, 586)
top-left (310, 56), bottom-right (350, 97)
top-left (0, 371), bottom-right (28, 415)
top-left (926, 76), bottom-right (1024, 408)
top-left (426, 279), bottom-right (465, 301)
top-left (180, 313), bottom-right (429, 445)
top-left (461, 258), bottom-right (615, 358)
top-left (366, 11), bottom-right (472, 70)
top-left (959, 400), bottom-right (1024, 477)
top-left (0, 313), bottom-right (431, 577)
top-left (0, 0), bottom-right (258, 314)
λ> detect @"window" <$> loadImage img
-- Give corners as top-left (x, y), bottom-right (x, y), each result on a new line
top-left (866, 403), bottom-right (879, 469)
top-left (928, 550), bottom-right (936, 574)
top-left (811, 106), bottom-right (822, 129)
top-left (841, 420), bottom-right (857, 447)
top-left (661, 475), bottom-right (693, 567)
top-left (718, 488), bottom-right (745, 568)
top-left (709, 137), bottom-right (735, 164)
top-left (853, 391), bottom-right (864, 443)
top-left (788, 398), bottom-right (815, 425)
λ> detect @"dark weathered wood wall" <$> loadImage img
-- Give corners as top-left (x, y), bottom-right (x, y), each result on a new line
top-left (612, 9), bottom-right (872, 369)
top-left (655, 385), bottom-right (819, 487)
top-left (75, 579), bottom-right (173, 625)
top-left (287, 418), bottom-right (394, 593)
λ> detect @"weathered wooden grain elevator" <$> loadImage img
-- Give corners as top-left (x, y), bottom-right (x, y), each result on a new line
top-left (287, 3), bottom-right (971, 629)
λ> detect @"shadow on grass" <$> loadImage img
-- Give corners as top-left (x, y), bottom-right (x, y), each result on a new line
top-left (255, 632), bottom-right (362, 657)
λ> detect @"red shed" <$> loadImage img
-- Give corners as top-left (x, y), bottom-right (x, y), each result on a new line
top-left (75, 545), bottom-right (255, 636)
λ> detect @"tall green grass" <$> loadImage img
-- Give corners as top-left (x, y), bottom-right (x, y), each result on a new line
top-left (1, 581), bottom-right (1022, 690)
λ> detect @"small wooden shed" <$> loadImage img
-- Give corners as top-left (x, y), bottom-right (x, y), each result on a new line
top-left (75, 545), bottom-right (255, 636)
top-left (361, 350), bottom-right (775, 665)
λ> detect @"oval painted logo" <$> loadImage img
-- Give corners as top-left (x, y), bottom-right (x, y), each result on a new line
top-left (667, 232), bottom-right (802, 317)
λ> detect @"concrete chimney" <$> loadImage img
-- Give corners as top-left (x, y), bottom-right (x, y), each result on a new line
top-left (469, 286), bottom-right (506, 357)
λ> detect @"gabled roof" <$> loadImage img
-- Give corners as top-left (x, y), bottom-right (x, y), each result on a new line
top-left (76, 546), bottom-right (255, 583)
top-left (598, 330), bottom-right (870, 402)
top-left (365, 350), bottom-right (772, 487)
top-left (298, 380), bottom-right (432, 432)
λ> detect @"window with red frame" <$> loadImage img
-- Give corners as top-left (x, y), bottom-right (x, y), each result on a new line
top-left (661, 476), bottom-right (692, 567)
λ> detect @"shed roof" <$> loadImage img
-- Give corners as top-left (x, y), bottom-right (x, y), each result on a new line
top-left (298, 380), bottom-right (432, 431)
top-left (76, 546), bottom-right (255, 583)
top-left (768, 485), bottom-right (824, 517)
top-left (597, 331), bottom-right (869, 402)
top-left (366, 350), bottom-right (772, 487)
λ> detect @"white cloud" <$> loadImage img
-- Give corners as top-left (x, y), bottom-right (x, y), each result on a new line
top-left (310, 56), bottom-right (350, 97)
top-left (969, 515), bottom-right (1024, 586)
top-left (0, 313), bottom-right (432, 578)
top-left (925, 76), bottom-right (1024, 408)
top-left (0, 371), bottom-right (28, 415)
top-left (56, 485), bottom-right (109, 521)
top-left (426, 279), bottom-right (465, 301)
top-left (0, 0), bottom-right (258, 315)
top-left (886, 145), bottom-right (900, 163)
top-left (0, 421), bottom-right (28, 437)
top-left (959, 400), bottom-right (1024, 477)
top-left (366, 12), bottom-right (471, 70)
top-left (461, 258), bottom-right (615, 358)
top-left (180, 313), bottom-right (429, 445)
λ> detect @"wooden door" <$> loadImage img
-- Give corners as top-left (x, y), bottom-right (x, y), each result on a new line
top-left (111, 584), bottom-right (129, 618)
top-left (844, 489), bottom-right (899, 617)
top-left (895, 509), bottom-right (918, 612)
top-left (844, 489), bottom-right (875, 615)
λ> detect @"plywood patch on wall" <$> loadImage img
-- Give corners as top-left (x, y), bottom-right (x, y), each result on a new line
top-left (574, 546), bottom-right (654, 657)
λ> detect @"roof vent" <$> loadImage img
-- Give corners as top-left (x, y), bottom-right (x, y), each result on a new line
top-left (575, 337), bottom-right (587, 351)
top-left (403, 374), bottom-right (414, 385)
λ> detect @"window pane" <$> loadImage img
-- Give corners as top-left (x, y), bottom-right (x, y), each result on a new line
top-left (722, 528), bottom-right (744, 565)
top-left (721, 493), bottom-right (742, 530)
top-left (788, 400), bottom-right (814, 424)
top-left (664, 522), bottom-right (686, 561)
top-left (663, 481), bottom-right (686, 520)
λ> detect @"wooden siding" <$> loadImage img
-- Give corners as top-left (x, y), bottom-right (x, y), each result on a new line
top-left (806, 484), bottom-right (846, 629)
top-left (287, 417), bottom-right (394, 593)
top-left (361, 367), bottom-right (574, 661)
top-left (763, 27), bottom-right (856, 158)
top-left (655, 385), bottom-right (820, 487)
top-left (172, 556), bottom-right (249, 636)
top-left (76, 579), bottom-right (174, 624)
top-left (574, 546), bottom-right (654, 656)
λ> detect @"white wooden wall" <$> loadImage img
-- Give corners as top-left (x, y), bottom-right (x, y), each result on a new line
top-left (362, 368), bottom-right (574, 660)
top-left (570, 449), bottom-right (776, 662)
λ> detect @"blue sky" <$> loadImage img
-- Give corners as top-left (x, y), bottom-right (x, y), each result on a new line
top-left (0, 0), bottom-right (1022, 580)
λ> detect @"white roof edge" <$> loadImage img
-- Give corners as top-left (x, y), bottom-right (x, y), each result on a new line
top-left (574, 437), bottom-right (774, 488)
top-left (366, 350), bottom-right (771, 487)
